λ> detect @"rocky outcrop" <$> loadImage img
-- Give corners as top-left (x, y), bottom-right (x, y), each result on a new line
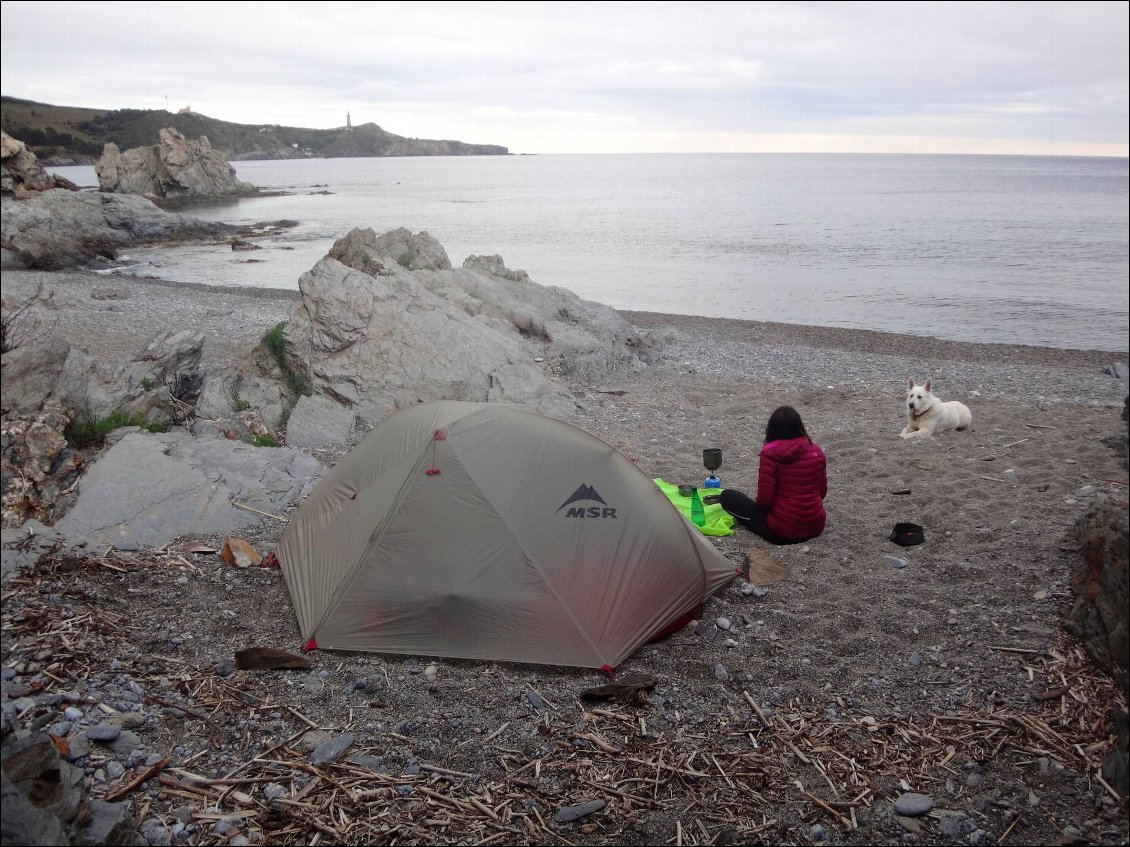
top-left (95, 127), bottom-right (256, 200)
top-left (55, 429), bottom-right (324, 551)
top-left (1068, 496), bottom-right (1129, 696)
top-left (0, 188), bottom-right (235, 270)
top-left (1067, 494), bottom-right (1130, 797)
top-left (0, 302), bottom-right (209, 527)
top-left (274, 227), bottom-right (661, 429)
top-left (0, 131), bottom-right (78, 195)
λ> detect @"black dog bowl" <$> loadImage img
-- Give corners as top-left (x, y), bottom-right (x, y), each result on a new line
top-left (890, 522), bottom-right (925, 546)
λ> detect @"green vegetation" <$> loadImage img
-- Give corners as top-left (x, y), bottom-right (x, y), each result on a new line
top-left (262, 322), bottom-right (311, 397)
top-left (66, 411), bottom-right (169, 449)
top-left (396, 253), bottom-right (414, 269)
top-left (140, 378), bottom-right (155, 391)
top-left (252, 434), bottom-right (281, 448)
top-left (1, 95), bottom-right (509, 163)
top-left (229, 384), bottom-right (250, 412)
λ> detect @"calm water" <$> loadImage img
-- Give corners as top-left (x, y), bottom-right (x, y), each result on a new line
top-left (50, 154), bottom-right (1129, 351)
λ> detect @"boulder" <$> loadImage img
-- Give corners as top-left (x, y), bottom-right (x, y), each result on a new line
top-left (0, 189), bottom-right (234, 270)
top-left (1067, 493), bottom-right (1129, 798)
top-left (285, 252), bottom-right (576, 425)
top-left (0, 131), bottom-right (78, 195)
top-left (96, 127), bottom-right (257, 200)
top-left (281, 227), bottom-right (662, 425)
top-left (1068, 495), bottom-right (1130, 697)
top-left (55, 429), bottom-right (324, 550)
top-left (285, 394), bottom-right (354, 448)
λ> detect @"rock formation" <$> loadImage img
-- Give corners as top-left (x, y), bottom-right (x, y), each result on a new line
top-left (95, 127), bottom-right (257, 200)
top-left (0, 130), bottom-right (78, 196)
top-left (1067, 493), bottom-right (1129, 796)
top-left (0, 188), bottom-right (235, 270)
top-left (268, 227), bottom-right (659, 430)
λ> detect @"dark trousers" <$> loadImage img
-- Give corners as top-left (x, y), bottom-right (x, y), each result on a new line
top-left (719, 488), bottom-right (800, 546)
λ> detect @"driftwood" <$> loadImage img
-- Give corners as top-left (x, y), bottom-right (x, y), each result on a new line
top-left (234, 647), bottom-right (312, 671)
top-left (579, 672), bottom-right (658, 701)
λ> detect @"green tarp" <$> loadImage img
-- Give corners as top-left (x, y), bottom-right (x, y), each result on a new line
top-left (653, 478), bottom-right (735, 536)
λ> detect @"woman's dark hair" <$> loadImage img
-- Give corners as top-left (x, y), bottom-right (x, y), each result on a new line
top-left (765, 405), bottom-right (809, 443)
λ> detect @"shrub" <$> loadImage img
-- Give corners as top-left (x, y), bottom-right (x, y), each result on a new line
top-left (396, 252), bottom-right (413, 269)
top-left (141, 377), bottom-right (155, 391)
top-left (252, 434), bottom-right (280, 448)
top-left (66, 411), bottom-right (168, 449)
top-left (261, 322), bottom-right (311, 398)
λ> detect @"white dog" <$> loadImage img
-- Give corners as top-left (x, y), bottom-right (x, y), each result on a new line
top-left (899, 377), bottom-right (972, 438)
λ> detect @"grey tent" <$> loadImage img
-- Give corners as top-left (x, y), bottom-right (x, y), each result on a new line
top-left (277, 401), bottom-right (735, 669)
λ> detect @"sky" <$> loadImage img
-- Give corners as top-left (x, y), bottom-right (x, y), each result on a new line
top-left (1, 1), bottom-right (1127, 156)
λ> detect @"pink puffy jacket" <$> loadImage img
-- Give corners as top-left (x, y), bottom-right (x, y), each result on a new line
top-left (757, 436), bottom-right (828, 541)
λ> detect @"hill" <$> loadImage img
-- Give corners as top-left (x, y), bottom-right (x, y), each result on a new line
top-left (0, 96), bottom-right (509, 163)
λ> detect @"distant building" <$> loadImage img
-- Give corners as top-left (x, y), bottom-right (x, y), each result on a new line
top-left (347, 112), bottom-right (352, 131)
top-left (178, 105), bottom-right (192, 114)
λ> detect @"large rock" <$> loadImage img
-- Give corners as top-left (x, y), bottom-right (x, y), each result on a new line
top-left (1067, 494), bottom-right (1130, 797)
top-left (0, 189), bottom-right (234, 270)
top-left (96, 127), bottom-right (256, 200)
top-left (55, 429), bottom-right (324, 550)
top-left (1068, 495), bottom-right (1130, 696)
top-left (281, 227), bottom-right (661, 425)
top-left (0, 131), bottom-right (78, 195)
top-left (285, 253), bottom-right (576, 424)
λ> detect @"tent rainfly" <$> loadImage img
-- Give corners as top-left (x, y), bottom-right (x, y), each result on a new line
top-left (277, 401), bottom-right (736, 670)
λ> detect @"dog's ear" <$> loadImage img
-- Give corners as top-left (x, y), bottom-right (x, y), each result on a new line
top-left (907, 377), bottom-right (916, 390)
top-left (923, 377), bottom-right (933, 392)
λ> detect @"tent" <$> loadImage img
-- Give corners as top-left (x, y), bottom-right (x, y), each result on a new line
top-left (276, 401), bottom-right (736, 670)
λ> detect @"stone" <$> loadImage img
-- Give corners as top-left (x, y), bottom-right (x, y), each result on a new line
top-left (714, 663), bottom-right (730, 682)
top-left (309, 733), bottom-right (354, 766)
top-left (1, 131), bottom-right (78, 194)
top-left (1, 188), bottom-right (234, 270)
top-left (80, 798), bottom-right (140, 845)
top-left (526, 690), bottom-right (547, 710)
top-left (885, 555), bottom-right (909, 569)
top-left (86, 722), bottom-right (122, 743)
top-left (553, 799), bottom-right (606, 823)
top-left (55, 430), bottom-right (324, 550)
top-left (284, 393), bottom-right (355, 448)
top-left (894, 792), bottom-right (934, 816)
top-left (96, 127), bottom-right (257, 199)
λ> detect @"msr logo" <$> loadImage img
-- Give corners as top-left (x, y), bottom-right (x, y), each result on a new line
top-left (557, 484), bottom-right (618, 519)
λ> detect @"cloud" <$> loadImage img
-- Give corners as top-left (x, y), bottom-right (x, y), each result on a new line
top-left (1, 0), bottom-right (1126, 155)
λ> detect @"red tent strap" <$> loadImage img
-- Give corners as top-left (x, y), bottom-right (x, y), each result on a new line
top-left (600, 665), bottom-right (615, 681)
top-left (427, 427), bottom-right (448, 475)
top-left (261, 552), bottom-right (280, 569)
top-left (300, 638), bottom-right (318, 653)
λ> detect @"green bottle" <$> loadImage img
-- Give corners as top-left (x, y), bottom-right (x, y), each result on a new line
top-left (690, 486), bottom-right (706, 527)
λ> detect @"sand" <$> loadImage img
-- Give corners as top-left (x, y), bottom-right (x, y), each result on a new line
top-left (2, 268), bottom-right (1128, 845)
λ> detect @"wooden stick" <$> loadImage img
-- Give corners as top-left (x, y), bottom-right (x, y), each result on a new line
top-left (1024, 423), bottom-right (1057, 429)
top-left (980, 475), bottom-right (1006, 483)
top-left (1002, 438), bottom-right (1029, 449)
top-left (105, 755), bottom-right (171, 802)
top-left (803, 791), bottom-right (852, 829)
top-left (231, 500), bottom-right (288, 522)
top-left (988, 646), bottom-right (1040, 654)
top-left (742, 690), bottom-right (771, 727)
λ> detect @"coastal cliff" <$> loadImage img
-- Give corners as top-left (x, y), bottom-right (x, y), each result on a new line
top-left (0, 96), bottom-right (509, 164)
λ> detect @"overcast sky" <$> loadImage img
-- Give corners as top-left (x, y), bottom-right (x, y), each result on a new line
top-left (2, 1), bottom-right (1126, 156)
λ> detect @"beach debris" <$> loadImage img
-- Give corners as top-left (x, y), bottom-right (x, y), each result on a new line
top-left (233, 646), bottom-right (311, 671)
top-left (181, 540), bottom-right (217, 555)
top-left (579, 672), bottom-right (658, 702)
top-left (746, 548), bottom-right (787, 584)
top-left (891, 487), bottom-right (912, 495)
top-left (553, 799), bottom-right (606, 823)
top-left (220, 537), bottom-right (261, 568)
top-left (884, 555), bottom-right (909, 569)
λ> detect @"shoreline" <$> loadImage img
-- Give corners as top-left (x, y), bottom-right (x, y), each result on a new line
top-left (5, 269), bottom-right (1127, 368)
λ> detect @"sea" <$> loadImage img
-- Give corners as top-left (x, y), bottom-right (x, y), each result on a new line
top-left (48, 154), bottom-right (1130, 352)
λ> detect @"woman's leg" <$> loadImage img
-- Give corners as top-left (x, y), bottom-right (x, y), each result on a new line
top-left (719, 489), bottom-right (794, 545)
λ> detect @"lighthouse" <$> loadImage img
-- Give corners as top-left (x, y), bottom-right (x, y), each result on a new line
top-left (346, 112), bottom-right (352, 131)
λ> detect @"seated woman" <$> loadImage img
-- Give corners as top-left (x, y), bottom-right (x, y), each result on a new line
top-left (712, 405), bottom-right (827, 545)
